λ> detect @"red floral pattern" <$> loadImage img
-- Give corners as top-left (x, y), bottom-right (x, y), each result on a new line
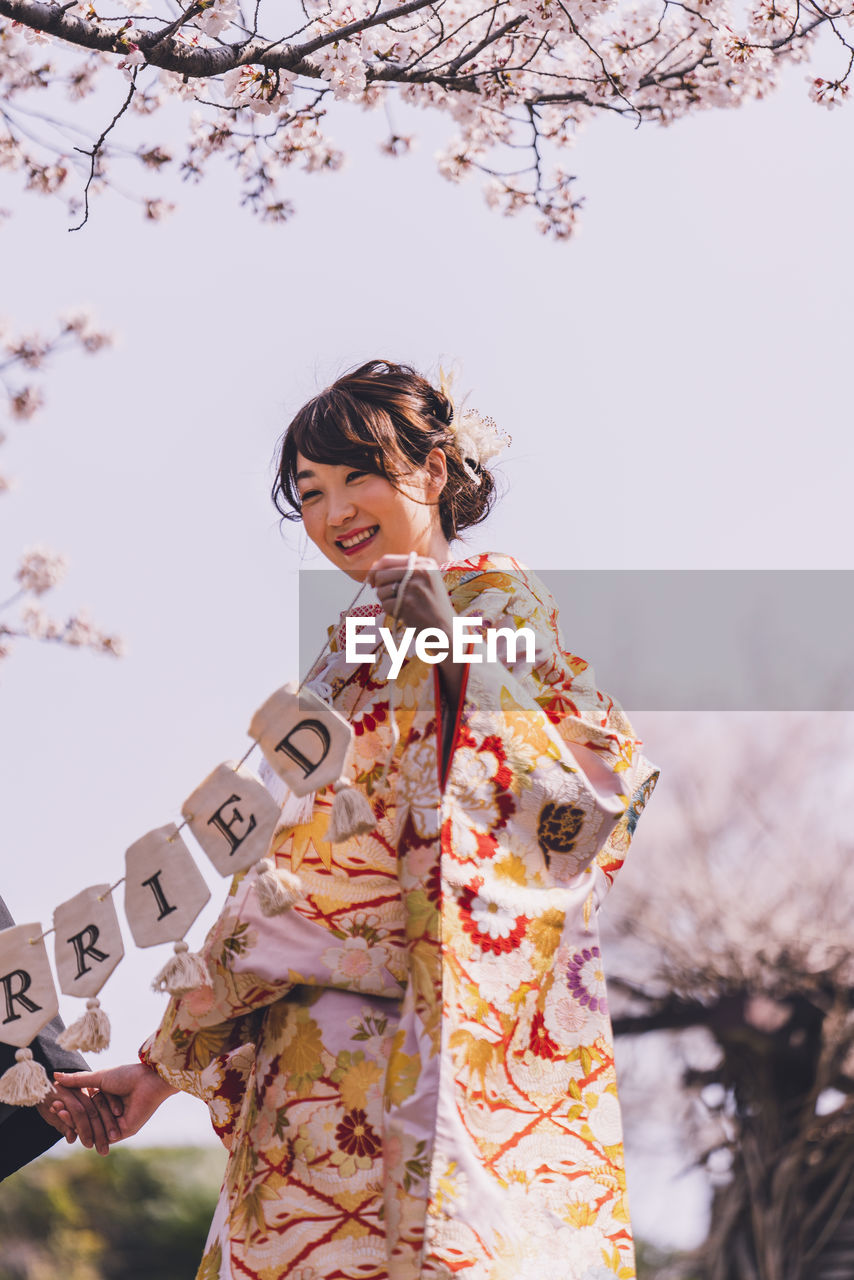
top-left (336, 1108), bottom-right (381, 1158)
top-left (457, 884), bottom-right (529, 955)
top-left (527, 1010), bottom-right (560, 1060)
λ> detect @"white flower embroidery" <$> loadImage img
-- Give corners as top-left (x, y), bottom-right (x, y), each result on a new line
top-left (469, 894), bottom-right (518, 940)
top-left (586, 1091), bottom-right (624, 1148)
top-left (321, 936), bottom-right (393, 994)
top-left (474, 948), bottom-right (531, 1005)
top-left (554, 998), bottom-right (589, 1037)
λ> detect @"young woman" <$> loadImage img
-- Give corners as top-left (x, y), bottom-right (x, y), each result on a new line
top-left (56, 360), bottom-right (659, 1280)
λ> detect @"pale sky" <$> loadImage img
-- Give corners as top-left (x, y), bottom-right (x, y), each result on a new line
top-left (1, 50), bottom-right (851, 1249)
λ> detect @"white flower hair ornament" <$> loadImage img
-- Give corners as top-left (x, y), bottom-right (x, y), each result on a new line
top-left (449, 406), bottom-right (511, 484)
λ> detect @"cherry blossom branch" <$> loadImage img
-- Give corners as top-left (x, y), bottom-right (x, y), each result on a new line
top-left (0, 0), bottom-right (849, 238)
top-left (69, 66), bottom-right (138, 231)
top-left (0, 0), bottom-right (439, 77)
top-left (446, 13), bottom-right (525, 75)
top-left (0, 316), bottom-right (111, 425)
top-left (0, 615), bottom-right (125, 657)
top-left (1, 544), bottom-right (124, 662)
top-left (0, 588), bottom-right (26, 613)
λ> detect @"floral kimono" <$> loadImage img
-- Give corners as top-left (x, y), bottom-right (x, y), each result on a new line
top-left (140, 552), bottom-right (659, 1280)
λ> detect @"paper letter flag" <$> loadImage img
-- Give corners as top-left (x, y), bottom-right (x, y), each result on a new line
top-left (54, 886), bottom-right (124, 996)
top-left (53, 885), bottom-right (124, 1053)
top-left (249, 683), bottom-right (375, 855)
top-left (124, 825), bottom-right (211, 947)
top-left (125, 824), bottom-right (213, 996)
top-left (182, 758), bottom-right (303, 919)
top-left (249, 684), bottom-right (352, 797)
top-left (0, 924), bottom-right (59, 1105)
top-left (0, 924), bottom-right (59, 1048)
top-left (182, 763), bottom-right (282, 876)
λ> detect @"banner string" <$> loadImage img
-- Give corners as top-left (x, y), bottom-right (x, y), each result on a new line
top-left (20, 733), bottom-right (298, 946)
top-left (12, 577), bottom-right (380, 1037)
top-left (298, 581), bottom-right (368, 691)
top-left (97, 876), bottom-right (126, 902)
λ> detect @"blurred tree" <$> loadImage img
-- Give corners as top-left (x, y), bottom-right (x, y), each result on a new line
top-left (605, 713), bottom-right (854, 1280)
top-left (0, 1146), bottom-right (225, 1280)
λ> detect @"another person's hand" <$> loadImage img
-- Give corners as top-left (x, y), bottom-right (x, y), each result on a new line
top-left (36, 1079), bottom-right (124, 1155)
top-left (36, 1094), bottom-right (74, 1144)
top-left (36, 1087), bottom-right (84, 1145)
top-left (53, 1063), bottom-right (177, 1150)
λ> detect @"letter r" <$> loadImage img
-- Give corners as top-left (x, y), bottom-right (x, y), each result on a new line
top-left (0, 969), bottom-right (41, 1024)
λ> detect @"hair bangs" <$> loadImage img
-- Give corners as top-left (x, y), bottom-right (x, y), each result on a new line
top-left (274, 387), bottom-right (398, 521)
top-left (296, 391), bottom-right (393, 472)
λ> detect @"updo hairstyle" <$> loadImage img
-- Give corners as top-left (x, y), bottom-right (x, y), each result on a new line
top-left (272, 359), bottom-right (497, 540)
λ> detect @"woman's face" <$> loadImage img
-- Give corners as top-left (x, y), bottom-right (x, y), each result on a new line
top-left (295, 449), bottom-right (450, 579)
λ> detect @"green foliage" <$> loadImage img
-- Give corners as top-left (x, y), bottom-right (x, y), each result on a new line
top-left (635, 1239), bottom-right (701, 1280)
top-left (0, 1146), bottom-right (225, 1280)
top-left (0, 1148), bottom-right (702, 1280)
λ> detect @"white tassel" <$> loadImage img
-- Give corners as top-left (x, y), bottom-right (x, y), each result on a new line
top-left (278, 788), bottom-right (316, 829)
top-left (326, 779), bottom-right (375, 844)
top-left (259, 758), bottom-right (315, 831)
top-left (0, 1047), bottom-right (52, 1107)
top-left (151, 941), bottom-right (210, 995)
top-left (253, 857), bottom-right (304, 916)
top-left (56, 997), bottom-right (111, 1053)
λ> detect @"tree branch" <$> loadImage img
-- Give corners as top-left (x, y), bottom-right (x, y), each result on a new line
top-left (0, 0), bottom-right (441, 79)
top-left (69, 67), bottom-right (138, 231)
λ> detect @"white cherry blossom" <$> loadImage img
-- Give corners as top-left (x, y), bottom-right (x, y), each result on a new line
top-left (15, 546), bottom-right (68, 596)
top-left (0, 0), bottom-right (849, 234)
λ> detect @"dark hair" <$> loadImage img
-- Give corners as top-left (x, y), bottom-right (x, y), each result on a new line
top-left (272, 359), bottom-right (497, 540)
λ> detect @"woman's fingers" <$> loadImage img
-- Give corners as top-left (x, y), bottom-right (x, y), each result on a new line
top-left (365, 553), bottom-right (408, 586)
top-left (49, 1082), bottom-right (119, 1155)
top-left (370, 557), bottom-right (437, 608)
top-left (56, 1092), bottom-right (111, 1154)
top-left (369, 558), bottom-right (455, 637)
top-left (53, 1069), bottom-right (105, 1092)
top-left (86, 1088), bottom-right (122, 1142)
top-left (103, 1091), bottom-right (124, 1118)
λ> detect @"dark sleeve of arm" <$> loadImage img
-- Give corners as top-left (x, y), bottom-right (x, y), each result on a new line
top-left (0, 1098), bottom-right (61, 1180)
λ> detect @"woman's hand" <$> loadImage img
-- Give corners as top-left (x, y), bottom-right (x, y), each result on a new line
top-left (52, 1063), bottom-right (177, 1151)
top-left (366, 554), bottom-right (463, 707)
top-left (367, 554), bottom-right (454, 633)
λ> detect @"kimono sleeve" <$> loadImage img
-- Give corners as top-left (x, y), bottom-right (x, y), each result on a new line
top-left (446, 565), bottom-right (659, 889)
top-left (141, 855), bottom-right (405, 1090)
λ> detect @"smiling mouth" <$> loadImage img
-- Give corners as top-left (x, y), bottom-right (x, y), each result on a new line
top-left (336, 526), bottom-right (379, 554)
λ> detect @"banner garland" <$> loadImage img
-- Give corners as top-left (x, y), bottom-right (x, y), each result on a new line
top-left (0, 572), bottom-right (424, 1105)
top-left (0, 682), bottom-right (372, 1102)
